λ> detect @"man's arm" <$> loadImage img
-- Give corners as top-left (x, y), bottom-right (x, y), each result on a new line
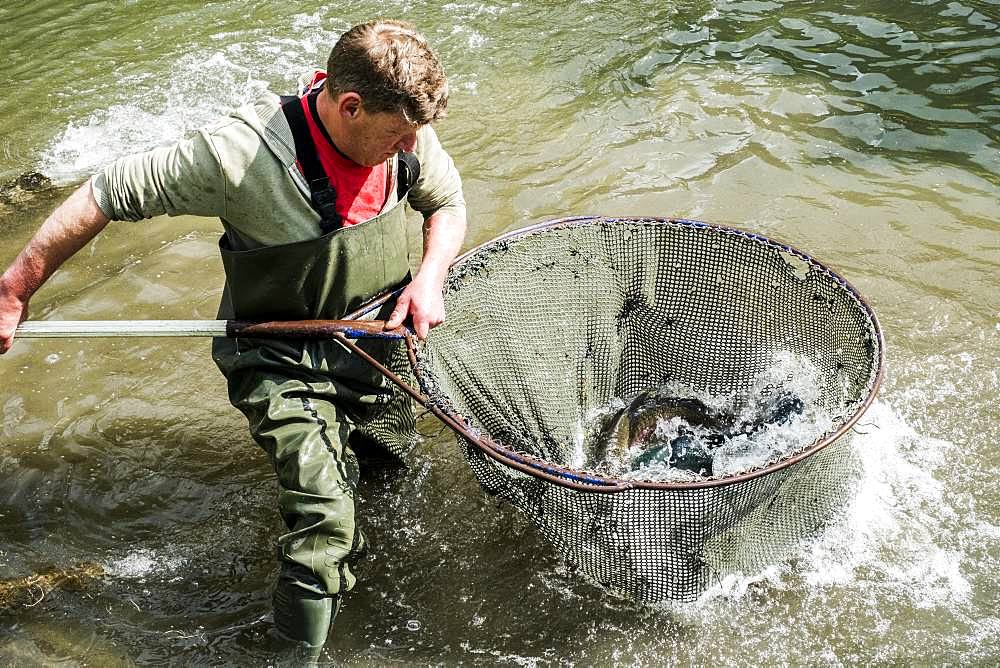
top-left (386, 209), bottom-right (467, 339)
top-left (387, 124), bottom-right (468, 339)
top-left (0, 118), bottom-right (233, 355)
top-left (0, 181), bottom-right (110, 353)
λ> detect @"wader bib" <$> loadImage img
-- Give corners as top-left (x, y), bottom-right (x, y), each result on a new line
top-left (211, 182), bottom-right (415, 606)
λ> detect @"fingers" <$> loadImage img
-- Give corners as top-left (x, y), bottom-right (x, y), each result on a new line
top-left (386, 282), bottom-right (446, 340)
top-left (385, 292), bottom-right (411, 328)
top-left (0, 320), bottom-right (20, 354)
top-left (0, 297), bottom-right (28, 355)
top-left (0, 317), bottom-right (24, 354)
top-left (410, 306), bottom-right (445, 341)
top-left (414, 318), bottom-right (430, 341)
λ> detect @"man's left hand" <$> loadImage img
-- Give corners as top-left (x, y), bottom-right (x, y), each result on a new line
top-left (385, 275), bottom-right (445, 340)
top-left (386, 209), bottom-right (466, 340)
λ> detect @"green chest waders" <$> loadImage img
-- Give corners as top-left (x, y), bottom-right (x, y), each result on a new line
top-left (211, 193), bottom-right (414, 648)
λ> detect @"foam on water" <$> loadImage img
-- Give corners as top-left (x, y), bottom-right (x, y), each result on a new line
top-left (105, 548), bottom-right (186, 580)
top-left (40, 51), bottom-right (264, 184)
top-left (800, 401), bottom-right (971, 606)
top-left (37, 16), bottom-right (348, 185)
top-left (538, 397), bottom-right (985, 666)
top-left (33, 9), bottom-right (496, 185)
top-left (695, 399), bottom-right (974, 609)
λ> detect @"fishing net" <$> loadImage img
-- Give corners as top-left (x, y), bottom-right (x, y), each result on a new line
top-left (410, 216), bottom-right (883, 602)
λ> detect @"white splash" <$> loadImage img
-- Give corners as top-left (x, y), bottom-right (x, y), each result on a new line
top-left (37, 17), bottom-right (345, 184)
top-left (700, 399), bottom-right (975, 609)
top-left (798, 400), bottom-right (972, 608)
top-left (40, 51), bottom-right (263, 183)
top-left (105, 548), bottom-right (186, 579)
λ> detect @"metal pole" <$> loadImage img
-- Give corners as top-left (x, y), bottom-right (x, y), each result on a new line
top-left (14, 319), bottom-right (406, 340)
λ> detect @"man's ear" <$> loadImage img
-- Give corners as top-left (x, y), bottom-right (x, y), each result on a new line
top-left (337, 92), bottom-right (363, 119)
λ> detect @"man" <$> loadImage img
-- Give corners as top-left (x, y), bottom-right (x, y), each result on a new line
top-left (0, 19), bottom-right (466, 657)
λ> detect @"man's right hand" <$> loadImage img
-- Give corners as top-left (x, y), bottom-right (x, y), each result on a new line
top-left (0, 179), bottom-right (111, 355)
top-left (0, 281), bottom-right (29, 354)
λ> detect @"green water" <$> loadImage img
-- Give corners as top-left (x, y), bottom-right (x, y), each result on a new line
top-left (1, 0), bottom-right (997, 664)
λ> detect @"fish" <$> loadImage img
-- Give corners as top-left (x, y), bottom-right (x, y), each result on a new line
top-left (631, 426), bottom-right (720, 473)
top-left (596, 388), bottom-right (806, 476)
top-left (758, 392), bottom-right (804, 427)
top-left (596, 390), bottom-right (729, 474)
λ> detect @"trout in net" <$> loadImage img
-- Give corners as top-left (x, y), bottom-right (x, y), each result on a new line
top-left (595, 388), bottom-right (805, 476)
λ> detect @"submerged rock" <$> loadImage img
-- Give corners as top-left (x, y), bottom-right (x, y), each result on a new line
top-left (0, 171), bottom-right (53, 205)
top-left (0, 561), bottom-right (104, 609)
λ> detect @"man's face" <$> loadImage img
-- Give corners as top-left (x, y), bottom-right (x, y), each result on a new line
top-left (345, 106), bottom-right (420, 167)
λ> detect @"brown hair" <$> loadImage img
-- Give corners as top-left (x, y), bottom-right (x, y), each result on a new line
top-left (325, 19), bottom-right (449, 124)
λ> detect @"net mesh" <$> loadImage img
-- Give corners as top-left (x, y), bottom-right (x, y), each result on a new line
top-left (412, 217), bottom-right (881, 601)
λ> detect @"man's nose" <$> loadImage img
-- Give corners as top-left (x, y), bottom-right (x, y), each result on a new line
top-left (397, 131), bottom-right (417, 153)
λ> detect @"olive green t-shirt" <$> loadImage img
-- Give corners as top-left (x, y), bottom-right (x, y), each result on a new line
top-left (91, 92), bottom-right (466, 251)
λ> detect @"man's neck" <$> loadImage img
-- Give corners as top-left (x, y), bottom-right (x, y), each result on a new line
top-left (314, 92), bottom-right (357, 163)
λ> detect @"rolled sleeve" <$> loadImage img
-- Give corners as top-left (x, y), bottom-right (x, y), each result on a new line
top-left (408, 125), bottom-right (466, 221)
top-left (92, 126), bottom-right (229, 222)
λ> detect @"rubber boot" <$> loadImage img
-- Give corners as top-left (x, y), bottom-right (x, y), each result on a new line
top-left (272, 574), bottom-right (341, 665)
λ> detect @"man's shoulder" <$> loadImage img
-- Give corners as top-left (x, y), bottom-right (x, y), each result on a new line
top-left (413, 124), bottom-right (445, 161)
top-left (199, 94), bottom-right (270, 135)
top-left (201, 92), bottom-right (295, 168)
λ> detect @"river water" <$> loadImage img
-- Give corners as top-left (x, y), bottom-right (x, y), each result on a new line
top-left (0, 0), bottom-right (997, 665)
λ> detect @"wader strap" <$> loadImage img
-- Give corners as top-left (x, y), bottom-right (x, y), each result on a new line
top-left (280, 94), bottom-right (341, 232)
top-left (396, 151), bottom-right (420, 202)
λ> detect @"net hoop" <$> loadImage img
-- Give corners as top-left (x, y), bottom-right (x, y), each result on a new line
top-left (411, 216), bottom-right (885, 493)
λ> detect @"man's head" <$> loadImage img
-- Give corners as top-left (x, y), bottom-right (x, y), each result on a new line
top-left (325, 19), bottom-right (449, 126)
